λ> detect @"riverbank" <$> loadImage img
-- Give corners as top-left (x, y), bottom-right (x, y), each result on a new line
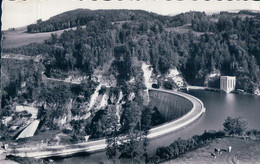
top-left (163, 137), bottom-right (260, 164)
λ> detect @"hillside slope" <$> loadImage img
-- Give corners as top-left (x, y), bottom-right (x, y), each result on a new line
top-left (1, 9), bottom-right (260, 145)
top-left (2, 26), bottom-right (85, 49)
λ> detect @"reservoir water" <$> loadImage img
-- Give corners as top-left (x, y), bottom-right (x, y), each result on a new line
top-left (149, 90), bottom-right (260, 151)
top-left (54, 90), bottom-right (260, 163)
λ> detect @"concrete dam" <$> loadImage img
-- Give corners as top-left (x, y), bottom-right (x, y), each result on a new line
top-left (149, 90), bottom-right (193, 122)
top-left (6, 89), bottom-right (205, 159)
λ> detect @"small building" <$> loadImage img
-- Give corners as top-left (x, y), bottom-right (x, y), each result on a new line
top-left (220, 76), bottom-right (236, 93)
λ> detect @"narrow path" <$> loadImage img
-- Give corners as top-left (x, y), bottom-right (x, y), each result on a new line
top-left (2, 53), bottom-right (42, 62)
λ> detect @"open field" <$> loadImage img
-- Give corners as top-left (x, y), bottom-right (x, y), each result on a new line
top-left (2, 23), bottom-right (204, 49)
top-left (2, 26), bottom-right (84, 49)
top-left (164, 137), bottom-right (260, 164)
top-left (165, 24), bottom-right (206, 36)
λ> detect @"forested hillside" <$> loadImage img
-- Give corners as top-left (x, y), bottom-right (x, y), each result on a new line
top-left (26, 9), bottom-right (205, 33)
top-left (4, 10), bottom-right (260, 93)
top-left (1, 9), bottom-right (260, 145)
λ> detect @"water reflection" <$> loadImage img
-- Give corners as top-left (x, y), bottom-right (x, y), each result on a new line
top-left (224, 92), bottom-right (235, 105)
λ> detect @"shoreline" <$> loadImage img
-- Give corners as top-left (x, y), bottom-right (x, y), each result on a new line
top-left (183, 85), bottom-right (260, 97)
top-left (163, 136), bottom-right (260, 164)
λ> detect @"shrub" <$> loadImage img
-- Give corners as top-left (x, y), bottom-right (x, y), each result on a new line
top-left (155, 147), bottom-right (171, 160)
top-left (163, 81), bottom-right (173, 90)
top-left (246, 129), bottom-right (260, 139)
top-left (150, 130), bottom-right (225, 163)
top-left (163, 79), bottom-right (178, 90)
top-left (223, 117), bottom-right (247, 135)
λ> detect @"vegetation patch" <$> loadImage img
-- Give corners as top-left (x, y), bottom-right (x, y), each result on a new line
top-left (148, 117), bottom-right (260, 163)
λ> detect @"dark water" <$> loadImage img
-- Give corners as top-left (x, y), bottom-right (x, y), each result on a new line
top-left (55, 90), bottom-right (260, 163)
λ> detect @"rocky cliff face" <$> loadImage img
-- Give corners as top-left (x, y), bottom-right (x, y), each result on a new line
top-left (49, 60), bottom-right (186, 129)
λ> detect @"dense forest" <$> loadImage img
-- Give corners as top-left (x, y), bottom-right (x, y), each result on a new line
top-left (26, 9), bottom-right (205, 33)
top-left (1, 9), bottom-right (260, 148)
top-left (4, 10), bottom-right (260, 93)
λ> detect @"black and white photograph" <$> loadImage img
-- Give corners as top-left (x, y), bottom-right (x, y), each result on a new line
top-left (1, 0), bottom-right (260, 163)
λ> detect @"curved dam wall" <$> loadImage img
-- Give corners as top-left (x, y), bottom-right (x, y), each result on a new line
top-left (149, 90), bottom-right (193, 121)
top-left (7, 89), bottom-right (205, 159)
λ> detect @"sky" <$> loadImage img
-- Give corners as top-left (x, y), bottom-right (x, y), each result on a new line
top-left (1, 0), bottom-right (260, 30)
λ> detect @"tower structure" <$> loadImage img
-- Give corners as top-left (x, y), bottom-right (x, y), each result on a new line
top-left (220, 76), bottom-right (236, 93)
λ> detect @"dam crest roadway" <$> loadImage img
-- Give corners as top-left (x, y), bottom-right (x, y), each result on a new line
top-left (7, 88), bottom-right (206, 159)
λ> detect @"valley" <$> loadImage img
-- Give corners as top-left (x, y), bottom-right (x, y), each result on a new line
top-left (1, 9), bottom-right (260, 164)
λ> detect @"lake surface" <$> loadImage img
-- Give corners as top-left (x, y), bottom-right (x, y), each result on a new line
top-left (54, 90), bottom-right (260, 163)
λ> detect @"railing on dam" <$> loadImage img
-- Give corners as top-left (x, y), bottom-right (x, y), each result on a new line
top-left (7, 89), bottom-right (205, 159)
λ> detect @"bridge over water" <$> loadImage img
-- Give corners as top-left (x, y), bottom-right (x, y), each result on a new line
top-left (7, 89), bottom-right (205, 159)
